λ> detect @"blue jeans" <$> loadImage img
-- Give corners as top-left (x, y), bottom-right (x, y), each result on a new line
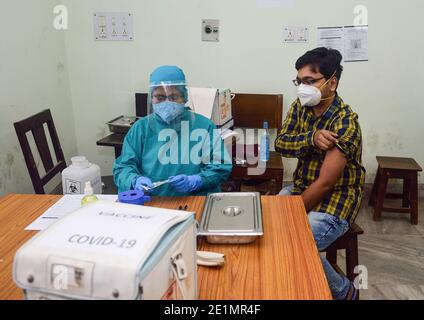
top-left (279, 185), bottom-right (351, 300)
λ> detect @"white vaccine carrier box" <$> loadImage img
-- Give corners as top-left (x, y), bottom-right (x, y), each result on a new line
top-left (13, 201), bottom-right (197, 300)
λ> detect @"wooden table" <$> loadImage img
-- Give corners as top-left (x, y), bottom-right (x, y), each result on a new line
top-left (96, 133), bottom-right (125, 158)
top-left (0, 194), bottom-right (331, 300)
top-left (231, 151), bottom-right (284, 194)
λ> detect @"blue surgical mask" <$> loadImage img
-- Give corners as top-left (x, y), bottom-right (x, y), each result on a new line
top-left (153, 101), bottom-right (185, 124)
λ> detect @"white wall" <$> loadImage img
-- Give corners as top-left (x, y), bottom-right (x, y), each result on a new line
top-left (62, 0), bottom-right (424, 184)
top-left (0, 0), bottom-right (77, 195)
top-left (3, 0), bottom-right (423, 195)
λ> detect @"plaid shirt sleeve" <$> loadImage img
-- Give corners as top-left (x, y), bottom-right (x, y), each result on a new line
top-left (331, 111), bottom-right (361, 161)
top-left (275, 101), bottom-right (315, 158)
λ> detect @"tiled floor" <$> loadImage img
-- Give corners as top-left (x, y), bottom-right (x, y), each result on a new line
top-left (241, 181), bottom-right (424, 300)
top-left (343, 194), bottom-right (424, 300)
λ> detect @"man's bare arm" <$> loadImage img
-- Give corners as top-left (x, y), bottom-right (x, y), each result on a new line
top-left (301, 147), bottom-right (347, 212)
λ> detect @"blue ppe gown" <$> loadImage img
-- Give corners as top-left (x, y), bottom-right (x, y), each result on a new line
top-left (113, 109), bottom-right (233, 196)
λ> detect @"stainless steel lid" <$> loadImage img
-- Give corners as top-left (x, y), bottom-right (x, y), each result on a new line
top-left (107, 116), bottom-right (139, 128)
top-left (198, 192), bottom-right (263, 237)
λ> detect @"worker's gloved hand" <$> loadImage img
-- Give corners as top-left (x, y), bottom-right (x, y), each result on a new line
top-left (133, 176), bottom-right (153, 191)
top-left (169, 175), bottom-right (203, 193)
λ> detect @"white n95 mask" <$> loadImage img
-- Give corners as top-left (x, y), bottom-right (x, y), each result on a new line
top-left (297, 84), bottom-right (322, 107)
top-left (296, 71), bottom-right (337, 107)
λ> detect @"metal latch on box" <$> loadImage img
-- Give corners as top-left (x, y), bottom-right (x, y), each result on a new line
top-left (171, 253), bottom-right (188, 280)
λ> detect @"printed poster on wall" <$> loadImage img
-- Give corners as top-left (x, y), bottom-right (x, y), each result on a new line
top-left (317, 25), bottom-right (368, 62)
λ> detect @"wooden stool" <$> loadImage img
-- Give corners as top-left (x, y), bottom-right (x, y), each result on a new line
top-left (369, 156), bottom-right (422, 225)
top-left (326, 223), bottom-right (364, 282)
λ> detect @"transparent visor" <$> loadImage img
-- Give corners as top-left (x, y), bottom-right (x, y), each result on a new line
top-left (148, 83), bottom-right (188, 112)
top-left (147, 83), bottom-right (196, 130)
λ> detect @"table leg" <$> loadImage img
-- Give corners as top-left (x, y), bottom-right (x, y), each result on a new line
top-left (368, 168), bottom-right (381, 206)
top-left (410, 172), bottom-right (419, 225)
top-left (114, 146), bottom-right (122, 159)
top-left (402, 176), bottom-right (411, 208)
top-left (373, 169), bottom-right (388, 221)
top-left (275, 172), bottom-right (283, 194)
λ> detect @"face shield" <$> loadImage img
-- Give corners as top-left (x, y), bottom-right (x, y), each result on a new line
top-left (147, 81), bottom-right (196, 131)
top-left (148, 81), bottom-right (187, 111)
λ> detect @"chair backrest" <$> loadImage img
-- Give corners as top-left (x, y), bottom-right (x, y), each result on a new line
top-left (135, 93), bottom-right (148, 117)
top-left (13, 109), bottom-right (67, 194)
top-left (231, 93), bottom-right (283, 129)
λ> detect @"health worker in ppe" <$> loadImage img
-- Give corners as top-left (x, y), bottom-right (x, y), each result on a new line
top-left (113, 65), bottom-right (233, 196)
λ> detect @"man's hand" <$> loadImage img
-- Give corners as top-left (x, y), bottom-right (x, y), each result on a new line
top-left (313, 130), bottom-right (339, 151)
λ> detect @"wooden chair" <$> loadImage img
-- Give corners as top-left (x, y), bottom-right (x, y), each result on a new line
top-left (14, 109), bottom-right (117, 195)
top-left (231, 93), bottom-right (283, 130)
top-left (325, 223), bottom-right (364, 299)
top-left (14, 109), bottom-right (67, 194)
top-left (325, 223), bottom-right (364, 280)
top-left (135, 93), bottom-right (149, 117)
top-left (369, 156), bottom-right (422, 225)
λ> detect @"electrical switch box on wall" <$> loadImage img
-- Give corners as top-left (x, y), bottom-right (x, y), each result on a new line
top-left (94, 12), bottom-right (134, 41)
top-left (202, 19), bottom-right (220, 42)
top-left (283, 26), bottom-right (308, 43)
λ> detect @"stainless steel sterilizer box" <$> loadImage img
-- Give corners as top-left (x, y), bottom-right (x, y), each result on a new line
top-left (198, 192), bottom-right (263, 244)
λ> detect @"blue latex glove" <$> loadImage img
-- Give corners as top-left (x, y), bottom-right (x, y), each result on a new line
top-left (169, 175), bottom-right (203, 193)
top-left (133, 176), bottom-right (153, 191)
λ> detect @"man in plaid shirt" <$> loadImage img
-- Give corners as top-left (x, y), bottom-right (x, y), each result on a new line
top-left (275, 47), bottom-right (365, 300)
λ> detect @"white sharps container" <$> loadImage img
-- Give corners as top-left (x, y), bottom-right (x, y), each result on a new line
top-left (62, 156), bottom-right (102, 195)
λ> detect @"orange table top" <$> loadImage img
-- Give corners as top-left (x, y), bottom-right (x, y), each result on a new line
top-left (0, 194), bottom-right (331, 300)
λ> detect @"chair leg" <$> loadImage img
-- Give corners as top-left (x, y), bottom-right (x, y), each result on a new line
top-left (410, 173), bottom-right (419, 225)
top-left (326, 248), bottom-right (338, 266)
top-left (346, 236), bottom-right (360, 300)
top-left (369, 168), bottom-right (381, 206)
top-left (373, 169), bottom-right (388, 221)
top-left (345, 236), bottom-right (359, 282)
top-left (402, 177), bottom-right (411, 208)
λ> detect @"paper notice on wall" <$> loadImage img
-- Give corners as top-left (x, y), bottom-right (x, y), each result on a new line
top-left (317, 25), bottom-right (368, 62)
top-left (257, 0), bottom-right (295, 8)
top-left (317, 27), bottom-right (344, 54)
top-left (343, 26), bottom-right (368, 62)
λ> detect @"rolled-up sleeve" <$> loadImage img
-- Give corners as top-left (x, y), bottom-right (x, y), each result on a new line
top-left (331, 112), bottom-right (361, 161)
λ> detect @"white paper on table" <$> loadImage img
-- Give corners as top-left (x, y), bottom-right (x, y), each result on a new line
top-left (25, 195), bottom-right (118, 231)
top-left (188, 87), bottom-right (217, 119)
